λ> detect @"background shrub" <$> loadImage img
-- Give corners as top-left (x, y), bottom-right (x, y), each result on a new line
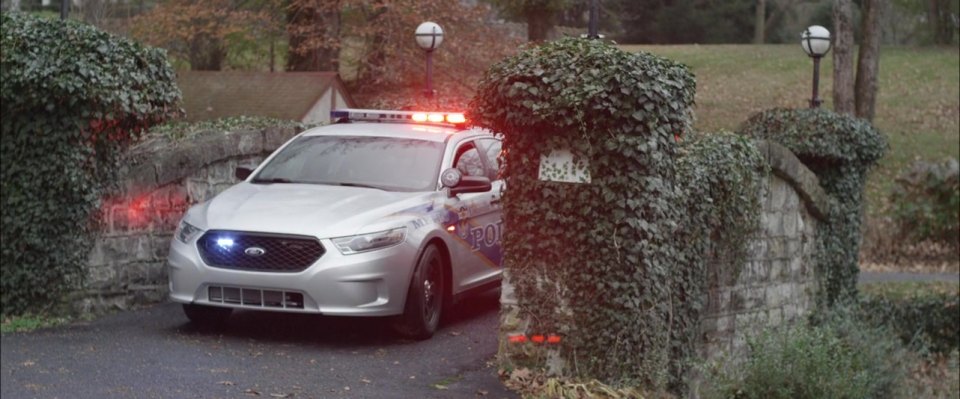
top-left (703, 307), bottom-right (907, 399)
top-left (0, 14), bottom-right (180, 316)
top-left (739, 108), bottom-right (887, 306)
top-left (860, 281), bottom-right (960, 354)
top-left (890, 158), bottom-right (959, 248)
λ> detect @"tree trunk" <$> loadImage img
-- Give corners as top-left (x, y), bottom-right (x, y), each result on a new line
top-left (188, 34), bottom-right (225, 70)
top-left (928, 0), bottom-right (957, 44)
top-left (526, 8), bottom-right (553, 42)
top-left (286, 1), bottom-right (340, 72)
top-left (754, 0), bottom-right (766, 44)
top-left (833, 0), bottom-right (856, 115)
top-left (856, 0), bottom-right (884, 121)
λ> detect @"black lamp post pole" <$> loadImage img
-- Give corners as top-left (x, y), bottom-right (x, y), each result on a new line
top-left (425, 50), bottom-right (434, 98)
top-left (588, 0), bottom-right (599, 38)
top-left (810, 55), bottom-right (822, 108)
top-left (60, 0), bottom-right (69, 20)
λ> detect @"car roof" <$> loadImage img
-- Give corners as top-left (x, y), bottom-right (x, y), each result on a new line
top-left (301, 122), bottom-right (462, 143)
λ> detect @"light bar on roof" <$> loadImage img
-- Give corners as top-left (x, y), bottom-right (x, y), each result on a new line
top-left (331, 108), bottom-right (467, 127)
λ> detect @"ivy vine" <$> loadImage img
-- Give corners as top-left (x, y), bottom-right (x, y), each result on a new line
top-left (739, 108), bottom-right (887, 306)
top-left (1, 14), bottom-right (180, 315)
top-left (471, 38), bottom-right (765, 394)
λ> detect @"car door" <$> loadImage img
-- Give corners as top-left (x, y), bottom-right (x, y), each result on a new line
top-left (444, 139), bottom-right (502, 293)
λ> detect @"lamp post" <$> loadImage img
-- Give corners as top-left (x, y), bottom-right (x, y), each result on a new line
top-left (415, 22), bottom-right (444, 99)
top-left (587, 0), bottom-right (599, 39)
top-left (801, 25), bottom-right (831, 108)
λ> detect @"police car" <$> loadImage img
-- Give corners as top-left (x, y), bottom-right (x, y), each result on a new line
top-left (167, 109), bottom-right (503, 339)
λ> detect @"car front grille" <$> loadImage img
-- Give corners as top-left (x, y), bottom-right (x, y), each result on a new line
top-left (207, 285), bottom-right (305, 309)
top-left (197, 230), bottom-right (324, 272)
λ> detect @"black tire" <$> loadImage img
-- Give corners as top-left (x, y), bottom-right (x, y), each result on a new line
top-left (392, 245), bottom-right (445, 340)
top-left (182, 304), bottom-right (232, 327)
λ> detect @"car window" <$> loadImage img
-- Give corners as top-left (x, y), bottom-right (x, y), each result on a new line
top-left (477, 139), bottom-right (502, 180)
top-left (454, 143), bottom-right (486, 178)
top-left (252, 135), bottom-right (445, 192)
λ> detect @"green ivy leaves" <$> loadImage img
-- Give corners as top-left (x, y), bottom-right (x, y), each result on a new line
top-left (1, 14), bottom-right (180, 316)
top-left (740, 108), bottom-right (888, 306)
top-left (471, 38), bottom-right (763, 394)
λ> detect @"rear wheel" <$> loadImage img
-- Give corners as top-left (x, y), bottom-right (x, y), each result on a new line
top-left (182, 304), bottom-right (232, 327)
top-left (392, 245), bottom-right (445, 340)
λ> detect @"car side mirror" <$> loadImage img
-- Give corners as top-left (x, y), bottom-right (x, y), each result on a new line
top-left (441, 168), bottom-right (492, 197)
top-left (235, 166), bottom-right (253, 181)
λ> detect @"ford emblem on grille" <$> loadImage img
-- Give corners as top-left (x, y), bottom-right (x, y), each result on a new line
top-left (244, 247), bottom-right (266, 256)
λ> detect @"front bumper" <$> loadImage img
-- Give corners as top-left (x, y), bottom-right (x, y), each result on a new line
top-left (167, 236), bottom-right (417, 316)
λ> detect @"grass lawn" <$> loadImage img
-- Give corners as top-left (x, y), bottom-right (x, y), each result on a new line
top-left (618, 44), bottom-right (960, 217)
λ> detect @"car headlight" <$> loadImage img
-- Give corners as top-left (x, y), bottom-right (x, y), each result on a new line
top-left (174, 220), bottom-right (204, 244)
top-left (331, 227), bottom-right (406, 255)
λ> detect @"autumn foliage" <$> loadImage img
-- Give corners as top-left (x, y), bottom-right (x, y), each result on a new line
top-left (131, 0), bottom-right (522, 109)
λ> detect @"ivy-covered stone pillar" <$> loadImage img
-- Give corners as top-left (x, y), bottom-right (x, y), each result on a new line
top-left (740, 109), bottom-right (886, 306)
top-left (470, 38), bottom-right (695, 390)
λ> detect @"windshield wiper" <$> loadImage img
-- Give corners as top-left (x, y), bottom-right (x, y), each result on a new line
top-left (332, 182), bottom-right (388, 191)
top-left (251, 177), bottom-right (295, 184)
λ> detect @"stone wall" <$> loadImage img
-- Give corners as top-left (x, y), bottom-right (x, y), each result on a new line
top-left (699, 140), bottom-right (829, 363)
top-left (498, 140), bottom-right (830, 378)
top-left (77, 127), bottom-right (300, 312)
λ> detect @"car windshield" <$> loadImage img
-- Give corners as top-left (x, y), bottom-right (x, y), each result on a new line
top-left (252, 135), bottom-right (445, 192)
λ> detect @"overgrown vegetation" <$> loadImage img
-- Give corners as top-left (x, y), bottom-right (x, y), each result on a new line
top-left (147, 116), bottom-right (307, 141)
top-left (740, 108), bottom-right (887, 306)
top-left (702, 307), bottom-right (908, 399)
top-left (0, 13), bottom-right (180, 316)
top-left (860, 281), bottom-right (960, 354)
top-left (471, 37), bottom-right (693, 390)
top-left (890, 158), bottom-right (960, 248)
top-left (1, 314), bottom-right (73, 334)
top-left (672, 131), bottom-right (767, 390)
top-left (472, 38), bottom-right (766, 394)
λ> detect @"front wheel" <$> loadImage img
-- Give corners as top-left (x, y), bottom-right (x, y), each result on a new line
top-left (182, 304), bottom-right (232, 327)
top-left (392, 245), bottom-right (445, 340)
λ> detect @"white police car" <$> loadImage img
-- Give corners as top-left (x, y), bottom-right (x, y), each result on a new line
top-left (167, 109), bottom-right (503, 339)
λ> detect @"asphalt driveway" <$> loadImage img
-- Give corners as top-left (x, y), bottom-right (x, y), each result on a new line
top-left (1, 289), bottom-right (516, 399)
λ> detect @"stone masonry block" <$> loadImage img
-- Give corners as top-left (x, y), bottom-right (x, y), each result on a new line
top-left (237, 129), bottom-right (264, 155)
top-left (135, 235), bottom-right (153, 261)
top-left (783, 211), bottom-right (799, 237)
top-left (155, 144), bottom-right (204, 187)
top-left (86, 264), bottom-right (118, 290)
top-left (185, 180), bottom-right (209, 203)
top-left (783, 188), bottom-right (799, 210)
top-left (763, 211), bottom-right (784, 237)
top-left (765, 178), bottom-right (789, 211)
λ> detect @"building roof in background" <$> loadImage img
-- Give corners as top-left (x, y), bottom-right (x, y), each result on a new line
top-left (177, 71), bottom-right (355, 122)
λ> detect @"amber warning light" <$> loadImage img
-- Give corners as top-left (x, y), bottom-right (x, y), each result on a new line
top-left (508, 333), bottom-right (562, 344)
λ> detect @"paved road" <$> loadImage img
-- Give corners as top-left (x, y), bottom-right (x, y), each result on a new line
top-left (1, 289), bottom-right (516, 399)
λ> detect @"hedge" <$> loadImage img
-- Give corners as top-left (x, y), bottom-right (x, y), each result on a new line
top-left (0, 14), bottom-right (180, 315)
top-left (860, 281), bottom-right (960, 354)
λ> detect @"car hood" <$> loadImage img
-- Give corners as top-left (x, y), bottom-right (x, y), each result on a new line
top-left (190, 182), bottom-right (435, 238)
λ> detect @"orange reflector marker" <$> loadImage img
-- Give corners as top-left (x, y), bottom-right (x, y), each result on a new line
top-left (446, 113), bottom-right (466, 124)
top-left (427, 113), bottom-right (445, 123)
top-left (531, 335), bottom-right (545, 343)
top-left (547, 335), bottom-right (562, 344)
top-left (412, 113), bottom-right (428, 122)
top-left (508, 334), bottom-right (527, 343)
